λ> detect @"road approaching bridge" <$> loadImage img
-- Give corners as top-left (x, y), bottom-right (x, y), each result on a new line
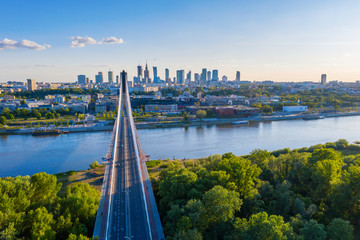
top-left (93, 71), bottom-right (165, 240)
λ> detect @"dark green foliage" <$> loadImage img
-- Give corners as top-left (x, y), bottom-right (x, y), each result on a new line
top-left (0, 173), bottom-right (100, 239)
top-left (155, 140), bottom-right (359, 239)
top-left (146, 160), bottom-right (162, 168)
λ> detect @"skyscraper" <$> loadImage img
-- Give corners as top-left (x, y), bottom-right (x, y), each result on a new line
top-left (27, 79), bottom-right (37, 91)
top-left (95, 72), bottom-right (103, 84)
top-left (165, 68), bottom-right (169, 81)
top-left (137, 65), bottom-right (143, 77)
top-left (144, 63), bottom-right (150, 83)
top-left (116, 75), bottom-right (119, 84)
top-left (108, 71), bottom-right (113, 83)
top-left (77, 75), bottom-right (86, 85)
top-left (186, 71), bottom-right (192, 82)
top-left (194, 73), bottom-right (200, 83)
top-left (153, 66), bottom-right (159, 83)
top-left (321, 74), bottom-right (327, 84)
top-left (212, 70), bottom-right (219, 81)
top-left (236, 71), bottom-right (240, 81)
top-left (201, 68), bottom-right (207, 82)
top-left (176, 70), bottom-right (185, 84)
top-left (207, 71), bottom-right (211, 81)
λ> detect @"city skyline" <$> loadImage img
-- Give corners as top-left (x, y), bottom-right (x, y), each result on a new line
top-left (1, 0), bottom-right (360, 82)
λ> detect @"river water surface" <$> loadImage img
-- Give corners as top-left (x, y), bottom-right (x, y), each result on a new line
top-left (1, 116), bottom-right (360, 177)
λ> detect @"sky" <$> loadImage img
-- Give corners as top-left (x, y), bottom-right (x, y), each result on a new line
top-left (1, 0), bottom-right (360, 83)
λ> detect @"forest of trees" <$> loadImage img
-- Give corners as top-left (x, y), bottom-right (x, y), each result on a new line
top-left (0, 173), bottom-right (100, 240)
top-left (152, 139), bottom-right (360, 239)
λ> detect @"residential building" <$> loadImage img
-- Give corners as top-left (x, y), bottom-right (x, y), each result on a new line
top-left (27, 79), bottom-right (37, 91)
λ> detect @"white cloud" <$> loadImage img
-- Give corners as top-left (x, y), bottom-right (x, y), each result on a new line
top-left (71, 36), bottom-right (124, 47)
top-left (0, 38), bottom-right (50, 51)
top-left (99, 36), bottom-right (124, 44)
top-left (70, 36), bottom-right (97, 48)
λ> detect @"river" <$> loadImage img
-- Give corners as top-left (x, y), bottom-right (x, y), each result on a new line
top-left (1, 116), bottom-right (360, 177)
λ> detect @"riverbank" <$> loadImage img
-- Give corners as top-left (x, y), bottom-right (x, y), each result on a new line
top-left (135, 111), bottom-right (360, 129)
top-left (2, 111), bottom-right (360, 134)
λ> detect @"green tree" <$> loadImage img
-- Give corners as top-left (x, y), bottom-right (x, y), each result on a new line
top-left (300, 219), bottom-right (326, 240)
top-left (195, 186), bottom-right (242, 231)
top-left (30, 172), bottom-right (61, 205)
top-left (196, 110), bottom-right (206, 120)
top-left (172, 228), bottom-right (203, 240)
top-left (63, 183), bottom-right (100, 228)
top-left (89, 161), bottom-right (100, 169)
top-left (233, 212), bottom-right (296, 240)
top-left (20, 99), bottom-right (27, 105)
top-left (218, 156), bottom-right (261, 199)
top-left (0, 116), bottom-right (6, 125)
top-left (326, 218), bottom-right (354, 240)
top-left (26, 207), bottom-right (55, 240)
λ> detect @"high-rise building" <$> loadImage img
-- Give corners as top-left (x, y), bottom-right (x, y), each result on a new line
top-left (27, 79), bottom-right (37, 91)
top-left (222, 75), bottom-right (228, 82)
top-left (108, 71), bottom-right (113, 83)
top-left (186, 71), bottom-right (192, 81)
top-left (165, 68), bottom-right (170, 81)
top-left (137, 65), bottom-right (143, 77)
top-left (207, 71), bottom-right (211, 81)
top-left (194, 73), bottom-right (200, 83)
top-left (153, 66), bottom-right (159, 83)
top-left (77, 75), bottom-right (86, 85)
top-left (95, 72), bottom-right (103, 84)
top-left (116, 75), bottom-right (119, 84)
top-left (212, 70), bottom-right (219, 81)
top-left (236, 71), bottom-right (241, 81)
top-left (86, 77), bottom-right (90, 84)
top-left (201, 68), bottom-right (207, 82)
top-left (176, 70), bottom-right (185, 84)
top-left (321, 74), bottom-right (327, 84)
top-left (144, 63), bottom-right (150, 83)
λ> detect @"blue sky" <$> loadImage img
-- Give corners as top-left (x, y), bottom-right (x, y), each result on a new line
top-left (1, 0), bottom-right (360, 82)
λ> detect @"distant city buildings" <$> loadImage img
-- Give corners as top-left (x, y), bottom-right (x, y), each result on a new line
top-left (144, 63), bottom-right (150, 83)
top-left (201, 68), bottom-right (207, 82)
top-left (207, 71), bottom-right (211, 81)
top-left (27, 79), bottom-right (37, 91)
top-left (321, 74), bottom-right (327, 85)
top-left (77, 75), bottom-right (86, 85)
top-left (137, 65), bottom-right (143, 78)
top-left (236, 71), bottom-right (241, 81)
top-left (95, 72), bottom-right (103, 84)
top-left (176, 70), bottom-right (184, 84)
top-left (212, 70), bottom-right (219, 81)
top-left (108, 71), bottom-right (113, 83)
top-left (186, 71), bottom-right (192, 82)
top-left (165, 68), bottom-right (170, 81)
top-left (153, 66), bottom-right (159, 83)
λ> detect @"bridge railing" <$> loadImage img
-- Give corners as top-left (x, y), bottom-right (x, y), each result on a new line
top-left (104, 87), bottom-right (123, 240)
top-left (124, 80), bottom-right (153, 240)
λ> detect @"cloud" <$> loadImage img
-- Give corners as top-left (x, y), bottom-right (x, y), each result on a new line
top-left (70, 36), bottom-right (97, 48)
top-left (0, 38), bottom-right (50, 51)
top-left (71, 36), bottom-right (124, 47)
top-left (99, 36), bottom-right (124, 44)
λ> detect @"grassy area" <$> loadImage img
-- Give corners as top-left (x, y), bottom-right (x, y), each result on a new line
top-left (55, 164), bottom-right (106, 194)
